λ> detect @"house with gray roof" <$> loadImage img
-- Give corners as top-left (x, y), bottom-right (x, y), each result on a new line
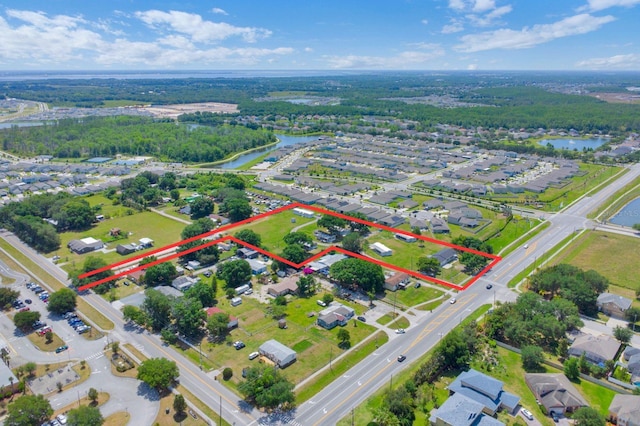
top-left (525, 373), bottom-right (587, 415)
top-left (568, 334), bottom-right (620, 366)
top-left (432, 248), bottom-right (458, 267)
top-left (430, 217), bottom-right (450, 234)
top-left (259, 339), bottom-right (296, 368)
top-left (430, 392), bottom-right (505, 426)
top-left (596, 293), bottom-right (632, 319)
top-left (448, 369), bottom-right (520, 416)
top-left (609, 395), bottom-right (640, 426)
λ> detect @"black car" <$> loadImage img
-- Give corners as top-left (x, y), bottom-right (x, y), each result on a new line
top-left (486, 284), bottom-right (493, 289)
top-left (233, 341), bottom-right (245, 350)
top-left (24, 299), bottom-right (32, 304)
top-left (397, 355), bottom-right (407, 362)
top-left (551, 412), bottom-right (559, 423)
top-left (357, 316), bottom-right (366, 322)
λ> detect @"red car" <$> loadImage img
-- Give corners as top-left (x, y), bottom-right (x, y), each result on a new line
top-left (19, 307), bottom-right (30, 312)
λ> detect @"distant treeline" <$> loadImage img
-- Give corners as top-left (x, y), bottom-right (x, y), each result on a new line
top-left (0, 116), bottom-right (276, 162)
top-left (3, 73), bottom-right (640, 133)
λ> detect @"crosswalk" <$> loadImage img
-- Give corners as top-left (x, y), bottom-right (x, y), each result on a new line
top-left (257, 415), bottom-right (302, 426)
top-left (84, 351), bottom-right (104, 361)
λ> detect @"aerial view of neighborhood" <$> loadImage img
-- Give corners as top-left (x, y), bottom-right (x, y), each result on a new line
top-left (2, 2), bottom-right (640, 426)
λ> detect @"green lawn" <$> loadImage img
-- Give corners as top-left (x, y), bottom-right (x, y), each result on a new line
top-left (383, 285), bottom-right (444, 309)
top-left (488, 219), bottom-right (548, 255)
top-left (548, 230), bottom-right (640, 293)
top-left (53, 210), bottom-right (185, 273)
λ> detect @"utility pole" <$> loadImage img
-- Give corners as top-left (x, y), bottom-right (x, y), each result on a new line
top-left (219, 395), bottom-right (222, 426)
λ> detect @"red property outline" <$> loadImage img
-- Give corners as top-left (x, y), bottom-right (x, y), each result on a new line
top-left (78, 202), bottom-right (501, 291)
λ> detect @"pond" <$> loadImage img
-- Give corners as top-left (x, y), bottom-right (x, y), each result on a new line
top-left (218, 134), bottom-right (320, 169)
top-left (609, 197), bottom-right (640, 227)
top-left (539, 137), bottom-right (607, 151)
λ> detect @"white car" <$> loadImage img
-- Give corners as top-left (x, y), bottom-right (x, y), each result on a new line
top-left (249, 351), bottom-right (259, 360)
top-left (521, 408), bottom-right (534, 421)
top-left (56, 413), bottom-right (68, 425)
top-left (395, 328), bottom-right (405, 334)
top-left (449, 298), bottom-right (457, 304)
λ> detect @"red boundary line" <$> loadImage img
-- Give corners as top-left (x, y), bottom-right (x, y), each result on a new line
top-left (78, 202), bottom-right (501, 291)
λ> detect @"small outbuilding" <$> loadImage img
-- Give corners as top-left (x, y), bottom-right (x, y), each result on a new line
top-left (370, 242), bottom-right (392, 257)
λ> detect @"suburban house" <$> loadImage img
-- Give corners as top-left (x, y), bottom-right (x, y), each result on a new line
top-left (448, 369), bottom-right (520, 416)
top-left (116, 243), bottom-right (137, 255)
top-left (596, 293), bottom-right (632, 319)
top-left (384, 272), bottom-right (411, 291)
top-left (624, 346), bottom-right (640, 377)
top-left (259, 339), bottom-right (297, 368)
top-left (430, 217), bottom-right (450, 234)
top-left (205, 307), bottom-right (238, 329)
top-left (317, 302), bottom-right (355, 330)
top-left (171, 275), bottom-right (198, 292)
top-left (568, 334), bottom-right (620, 366)
top-left (314, 230), bottom-right (336, 243)
top-left (370, 242), bottom-right (392, 257)
top-left (430, 393), bottom-right (505, 426)
top-left (432, 248), bottom-right (458, 267)
top-left (308, 253), bottom-right (347, 274)
top-left (267, 276), bottom-right (299, 297)
top-left (237, 248), bottom-right (259, 259)
top-left (208, 213), bottom-right (230, 226)
top-left (608, 395), bottom-right (640, 426)
top-left (525, 373), bottom-right (588, 415)
top-left (247, 259), bottom-right (267, 275)
top-left (68, 237), bottom-right (104, 254)
top-left (126, 269), bottom-right (145, 284)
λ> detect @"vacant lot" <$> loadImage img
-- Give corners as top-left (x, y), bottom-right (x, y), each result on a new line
top-left (550, 230), bottom-right (640, 301)
top-left (227, 210), bottom-right (317, 251)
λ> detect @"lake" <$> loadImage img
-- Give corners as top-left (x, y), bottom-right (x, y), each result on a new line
top-left (218, 134), bottom-right (320, 169)
top-left (539, 137), bottom-right (607, 151)
top-left (609, 197), bottom-right (640, 227)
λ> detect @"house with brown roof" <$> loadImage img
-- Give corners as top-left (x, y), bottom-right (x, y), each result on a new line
top-left (384, 272), bottom-right (411, 291)
top-left (608, 395), bottom-right (640, 426)
top-left (267, 276), bottom-right (299, 297)
top-left (597, 293), bottom-right (632, 319)
top-left (525, 373), bottom-right (587, 415)
top-left (205, 307), bottom-right (238, 329)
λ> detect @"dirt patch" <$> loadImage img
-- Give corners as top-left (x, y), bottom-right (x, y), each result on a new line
top-left (144, 102), bottom-right (238, 118)
top-left (588, 92), bottom-right (640, 104)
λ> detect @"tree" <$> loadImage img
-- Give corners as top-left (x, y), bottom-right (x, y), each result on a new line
top-left (564, 356), bottom-right (580, 380)
top-left (13, 310), bottom-right (41, 332)
top-left (572, 407), bottom-right (605, 426)
top-left (297, 275), bottom-right (317, 297)
top-left (417, 257), bottom-right (441, 277)
top-left (345, 212), bottom-right (370, 235)
top-left (207, 312), bottom-right (231, 340)
top-left (614, 326), bottom-right (633, 344)
top-left (0, 288), bottom-right (20, 309)
top-left (341, 232), bottom-right (363, 253)
top-left (436, 329), bottom-right (472, 371)
top-left (178, 218), bottom-right (216, 263)
top-left (137, 358), bottom-right (179, 391)
top-left (185, 281), bottom-right (216, 307)
top-left (46, 288), bottom-right (77, 315)
top-left (451, 236), bottom-right (493, 275)
top-left (521, 345), bottom-right (545, 371)
top-left (223, 367), bottom-right (233, 380)
top-left (217, 259), bottom-right (251, 288)
top-left (67, 405), bottom-right (104, 426)
top-left (329, 258), bottom-right (385, 293)
top-left (141, 289), bottom-right (173, 331)
top-left (6, 394), bottom-right (53, 426)
top-left (24, 362), bottom-right (37, 378)
top-left (72, 256), bottom-right (114, 294)
top-left (172, 298), bottom-right (206, 339)
top-left (173, 394), bottom-right (187, 414)
top-left (122, 305), bottom-right (146, 326)
top-left (317, 214), bottom-right (347, 236)
top-left (53, 200), bottom-right (95, 231)
top-left (238, 364), bottom-right (295, 411)
top-left (235, 229), bottom-right (262, 248)
top-left (223, 198), bottom-right (252, 222)
top-left (170, 189), bottom-right (181, 201)
top-left (322, 293), bottom-right (334, 306)
top-left (337, 329), bottom-right (351, 349)
top-left (283, 231), bottom-right (311, 247)
top-left (281, 244), bottom-right (308, 264)
top-left (88, 387), bottom-right (98, 403)
top-left (189, 197), bottom-right (214, 219)
top-left (143, 262), bottom-right (177, 287)
top-left (384, 386), bottom-right (415, 426)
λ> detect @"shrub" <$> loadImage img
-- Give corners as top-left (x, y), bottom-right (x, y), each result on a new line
top-left (222, 367), bottom-right (233, 381)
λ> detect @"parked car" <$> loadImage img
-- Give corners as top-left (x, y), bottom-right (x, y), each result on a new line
top-left (551, 412), bottom-right (559, 423)
top-left (233, 341), bottom-right (245, 350)
top-left (24, 299), bottom-right (32, 304)
top-left (521, 408), bottom-right (534, 420)
top-left (486, 284), bottom-right (493, 289)
top-left (449, 298), bottom-right (457, 304)
top-left (249, 352), bottom-right (259, 360)
top-left (357, 316), bottom-right (366, 322)
top-left (395, 328), bottom-right (405, 334)
top-left (55, 345), bottom-right (68, 354)
top-left (19, 307), bottom-right (30, 312)
top-left (56, 413), bottom-right (68, 425)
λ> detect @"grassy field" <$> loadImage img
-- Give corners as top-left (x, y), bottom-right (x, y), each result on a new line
top-left (153, 391), bottom-right (209, 426)
top-left (26, 332), bottom-right (66, 352)
top-left (53, 210), bottom-right (185, 274)
top-left (384, 285), bottom-right (444, 309)
top-left (0, 240), bottom-right (114, 330)
top-left (227, 210), bottom-right (317, 251)
top-left (548, 230), bottom-right (640, 293)
top-left (488, 219), bottom-right (549, 255)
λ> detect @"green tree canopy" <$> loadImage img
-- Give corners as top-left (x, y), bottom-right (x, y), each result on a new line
top-left (141, 288), bottom-right (173, 331)
top-left (416, 257), bottom-right (441, 277)
top-left (329, 258), bottom-right (385, 293)
top-left (6, 394), bottom-right (53, 426)
top-left (143, 262), bottom-right (177, 287)
top-left (172, 297), bottom-right (206, 339)
top-left (283, 231), bottom-right (312, 247)
top-left (235, 229), bottom-right (262, 248)
top-left (46, 288), bottom-right (77, 315)
top-left (572, 407), bottom-right (605, 426)
top-left (207, 312), bottom-right (231, 340)
top-left (189, 197), bottom-right (214, 219)
top-left (341, 232), bottom-right (363, 253)
top-left (217, 259), bottom-right (252, 288)
top-left (137, 358), bottom-right (179, 391)
top-left (238, 364), bottom-right (295, 411)
top-left (317, 214), bottom-right (347, 236)
top-left (13, 311), bottom-right (41, 332)
top-left (297, 275), bottom-right (317, 298)
top-left (66, 405), bottom-right (104, 426)
top-left (185, 281), bottom-right (216, 307)
top-left (521, 345), bottom-right (545, 372)
top-left (0, 288), bottom-right (20, 309)
top-left (281, 244), bottom-right (308, 264)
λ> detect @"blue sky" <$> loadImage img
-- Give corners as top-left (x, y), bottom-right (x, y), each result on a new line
top-left (0, 0), bottom-right (639, 71)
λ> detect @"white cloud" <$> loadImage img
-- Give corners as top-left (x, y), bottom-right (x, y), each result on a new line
top-left (421, 19), bottom-right (429, 25)
top-left (455, 13), bottom-right (615, 52)
top-left (324, 46), bottom-right (444, 69)
top-left (135, 10), bottom-right (271, 43)
top-left (442, 21), bottom-right (464, 33)
top-left (580, 0), bottom-right (640, 12)
top-left (467, 63), bottom-right (478, 70)
top-left (449, 0), bottom-right (467, 10)
top-left (473, 0), bottom-right (496, 13)
top-left (576, 53), bottom-right (640, 68)
top-left (304, 47), bottom-right (313, 52)
top-left (468, 4), bottom-right (512, 26)
top-left (0, 9), bottom-right (294, 68)
top-left (211, 8), bottom-right (228, 15)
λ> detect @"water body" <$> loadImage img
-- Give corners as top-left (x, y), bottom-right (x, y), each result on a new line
top-left (218, 134), bottom-right (319, 169)
top-left (609, 197), bottom-right (640, 227)
top-left (0, 122), bottom-right (45, 129)
top-left (539, 137), bottom-right (607, 151)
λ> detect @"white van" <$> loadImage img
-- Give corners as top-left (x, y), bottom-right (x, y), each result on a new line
top-left (231, 297), bottom-right (242, 306)
top-left (317, 300), bottom-right (326, 307)
top-left (249, 351), bottom-right (259, 360)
